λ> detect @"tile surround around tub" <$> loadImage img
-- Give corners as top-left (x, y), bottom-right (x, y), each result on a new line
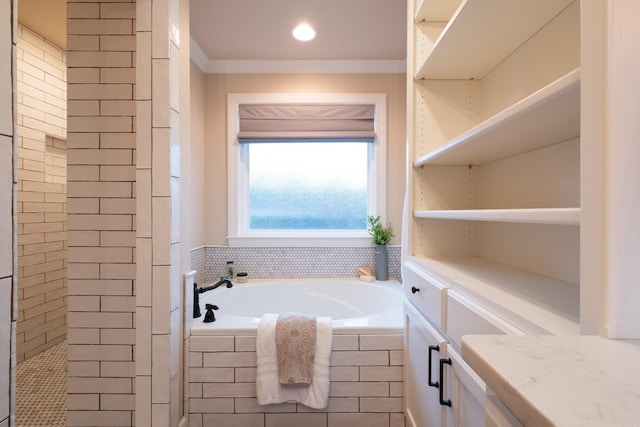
top-left (190, 246), bottom-right (401, 285)
top-left (189, 334), bottom-right (405, 427)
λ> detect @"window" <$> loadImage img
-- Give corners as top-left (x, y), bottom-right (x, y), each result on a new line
top-left (227, 93), bottom-right (387, 247)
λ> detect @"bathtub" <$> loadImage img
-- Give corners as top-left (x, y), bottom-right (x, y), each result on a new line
top-left (189, 278), bottom-right (404, 335)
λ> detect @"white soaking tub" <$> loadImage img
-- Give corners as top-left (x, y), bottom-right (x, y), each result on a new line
top-left (190, 278), bottom-right (404, 335)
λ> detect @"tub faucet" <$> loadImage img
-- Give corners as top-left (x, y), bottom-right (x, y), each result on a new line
top-left (193, 280), bottom-right (233, 318)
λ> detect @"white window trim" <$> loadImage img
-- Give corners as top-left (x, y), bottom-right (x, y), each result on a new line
top-left (227, 93), bottom-right (387, 247)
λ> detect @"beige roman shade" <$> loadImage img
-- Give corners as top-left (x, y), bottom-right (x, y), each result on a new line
top-left (238, 104), bottom-right (376, 142)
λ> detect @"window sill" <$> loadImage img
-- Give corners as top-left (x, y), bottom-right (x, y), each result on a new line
top-left (227, 233), bottom-right (374, 247)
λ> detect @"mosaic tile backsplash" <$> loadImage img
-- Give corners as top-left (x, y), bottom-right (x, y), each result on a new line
top-left (190, 246), bottom-right (401, 285)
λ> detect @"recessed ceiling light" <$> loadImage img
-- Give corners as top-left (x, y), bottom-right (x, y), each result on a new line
top-left (292, 23), bottom-right (316, 41)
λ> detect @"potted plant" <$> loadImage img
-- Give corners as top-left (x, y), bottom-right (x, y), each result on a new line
top-left (367, 215), bottom-right (394, 280)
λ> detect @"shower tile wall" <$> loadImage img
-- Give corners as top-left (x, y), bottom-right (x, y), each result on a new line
top-left (66, 1), bottom-right (137, 425)
top-left (16, 26), bottom-right (67, 363)
top-left (191, 246), bottom-right (401, 283)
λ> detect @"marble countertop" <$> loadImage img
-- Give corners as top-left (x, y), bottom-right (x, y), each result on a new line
top-left (462, 335), bottom-right (640, 426)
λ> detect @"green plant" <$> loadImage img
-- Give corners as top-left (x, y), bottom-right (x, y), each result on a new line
top-left (367, 215), bottom-right (395, 245)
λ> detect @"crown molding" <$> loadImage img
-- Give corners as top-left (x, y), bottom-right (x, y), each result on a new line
top-left (190, 37), bottom-right (406, 74)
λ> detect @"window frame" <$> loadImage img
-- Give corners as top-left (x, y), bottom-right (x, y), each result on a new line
top-left (227, 93), bottom-right (387, 247)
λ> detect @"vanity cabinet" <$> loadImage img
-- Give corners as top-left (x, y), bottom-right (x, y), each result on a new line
top-left (405, 301), bottom-right (486, 427)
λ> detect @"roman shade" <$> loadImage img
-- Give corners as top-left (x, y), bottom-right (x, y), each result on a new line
top-left (238, 104), bottom-right (375, 143)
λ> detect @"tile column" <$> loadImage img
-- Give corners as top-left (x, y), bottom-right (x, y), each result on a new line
top-left (136, 0), bottom-right (183, 425)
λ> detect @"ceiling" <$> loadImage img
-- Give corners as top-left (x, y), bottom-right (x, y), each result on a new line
top-left (190, 0), bottom-right (407, 61)
top-left (17, 0), bottom-right (407, 69)
top-left (18, 0), bottom-right (67, 50)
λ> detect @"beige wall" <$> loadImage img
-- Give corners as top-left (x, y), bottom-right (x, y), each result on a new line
top-left (189, 61), bottom-right (206, 250)
top-left (16, 25), bottom-right (67, 363)
top-left (203, 73), bottom-right (406, 245)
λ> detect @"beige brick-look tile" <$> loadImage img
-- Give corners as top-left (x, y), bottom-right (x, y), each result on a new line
top-left (189, 398), bottom-right (234, 414)
top-left (100, 2), bottom-right (136, 18)
top-left (101, 327), bottom-right (135, 344)
top-left (100, 67), bottom-right (136, 84)
top-left (151, 334), bottom-right (171, 403)
top-left (189, 413), bottom-right (203, 427)
top-left (67, 312), bottom-right (132, 329)
top-left (68, 377), bottom-right (132, 394)
top-left (328, 413), bottom-right (390, 427)
top-left (66, 410), bottom-right (132, 427)
top-left (101, 361), bottom-right (135, 378)
top-left (152, 59), bottom-right (170, 126)
top-left (330, 350), bottom-right (389, 366)
top-left (202, 382), bottom-right (256, 398)
top-left (235, 398), bottom-right (296, 414)
top-left (189, 382), bottom-right (203, 399)
top-left (234, 367), bottom-right (257, 383)
top-left (68, 344), bottom-right (132, 361)
top-left (73, 351), bottom-right (98, 376)
top-left (202, 414), bottom-right (264, 427)
top-left (152, 265), bottom-right (170, 334)
top-left (151, 0), bottom-right (170, 58)
top-left (190, 336), bottom-right (234, 352)
top-left (360, 366), bottom-right (403, 382)
top-left (297, 397), bottom-right (359, 413)
top-left (189, 352), bottom-right (203, 368)
top-left (390, 412), bottom-right (406, 427)
top-left (67, 279), bottom-right (132, 296)
top-left (67, 393), bottom-right (99, 410)
top-left (100, 165), bottom-right (136, 182)
top-left (101, 394), bottom-right (135, 411)
top-left (68, 19), bottom-right (133, 37)
top-left (390, 350), bottom-right (404, 366)
top-left (265, 413), bottom-right (327, 427)
top-left (68, 68), bottom-right (100, 84)
top-left (389, 382), bottom-right (404, 397)
top-left (189, 367), bottom-right (234, 383)
top-left (332, 334), bottom-right (358, 351)
top-left (329, 381), bottom-right (389, 397)
top-left (360, 397), bottom-right (403, 413)
top-left (100, 231), bottom-right (135, 247)
top-left (235, 336), bottom-right (256, 351)
top-left (203, 351), bottom-right (256, 368)
top-left (330, 366), bottom-right (359, 382)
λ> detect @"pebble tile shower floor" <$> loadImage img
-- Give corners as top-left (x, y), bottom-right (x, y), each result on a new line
top-left (16, 340), bottom-right (67, 427)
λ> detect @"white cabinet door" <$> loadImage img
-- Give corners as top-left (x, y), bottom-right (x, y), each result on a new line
top-left (405, 301), bottom-right (450, 427)
top-left (447, 347), bottom-right (486, 427)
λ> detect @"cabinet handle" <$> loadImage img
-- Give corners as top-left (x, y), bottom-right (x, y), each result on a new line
top-left (439, 357), bottom-right (452, 407)
top-left (411, 286), bottom-right (420, 294)
top-left (428, 345), bottom-right (439, 388)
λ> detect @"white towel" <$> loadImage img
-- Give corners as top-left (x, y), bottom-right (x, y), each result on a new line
top-left (256, 313), bottom-right (333, 409)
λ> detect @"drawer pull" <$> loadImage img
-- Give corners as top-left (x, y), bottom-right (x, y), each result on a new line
top-left (439, 357), bottom-right (452, 407)
top-left (411, 286), bottom-right (420, 294)
top-left (428, 345), bottom-right (439, 388)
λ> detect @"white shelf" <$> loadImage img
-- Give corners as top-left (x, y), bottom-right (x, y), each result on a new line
top-left (415, 68), bottom-right (580, 166)
top-left (414, 0), bottom-right (576, 79)
top-left (415, 0), bottom-right (462, 22)
top-left (414, 208), bottom-right (580, 225)
top-left (406, 256), bottom-right (580, 336)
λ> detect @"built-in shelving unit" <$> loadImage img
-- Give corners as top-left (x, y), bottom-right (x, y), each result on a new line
top-left (404, 0), bottom-right (582, 336)
top-left (414, 68), bottom-right (580, 166)
top-left (414, 0), bottom-right (576, 80)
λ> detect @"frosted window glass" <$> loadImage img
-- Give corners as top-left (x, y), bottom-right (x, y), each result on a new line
top-left (248, 142), bottom-right (368, 230)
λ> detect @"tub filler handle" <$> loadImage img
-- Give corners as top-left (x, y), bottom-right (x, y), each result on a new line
top-left (203, 304), bottom-right (219, 323)
top-left (193, 280), bottom-right (232, 318)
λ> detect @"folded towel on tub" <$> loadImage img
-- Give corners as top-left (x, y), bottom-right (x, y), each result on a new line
top-left (276, 312), bottom-right (317, 385)
top-left (256, 313), bottom-right (333, 409)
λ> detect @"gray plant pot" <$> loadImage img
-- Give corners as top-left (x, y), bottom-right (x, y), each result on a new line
top-left (375, 244), bottom-right (389, 281)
